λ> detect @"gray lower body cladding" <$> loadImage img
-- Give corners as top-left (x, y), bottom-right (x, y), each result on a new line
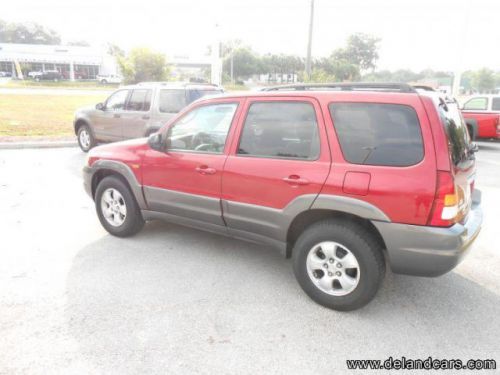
top-left (374, 196), bottom-right (482, 277)
top-left (83, 162), bottom-right (483, 277)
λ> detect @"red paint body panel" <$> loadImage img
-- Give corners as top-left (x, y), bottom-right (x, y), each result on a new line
top-left (87, 90), bottom-right (462, 227)
top-left (462, 111), bottom-right (500, 139)
top-left (343, 172), bottom-right (371, 196)
top-left (317, 93), bottom-right (438, 225)
top-left (222, 96), bottom-right (331, 209)
top-left (87, 138), bottom-right (149, 182)
top-left (140, 98), bottom-right (245, 199)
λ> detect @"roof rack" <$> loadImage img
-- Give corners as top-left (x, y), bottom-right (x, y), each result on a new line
top-left (412, 85), bottom-right (436, 92)
top-left (136, 81), bottom-right (220, 87)
top-left (260, 82), bottom-right (417, 93)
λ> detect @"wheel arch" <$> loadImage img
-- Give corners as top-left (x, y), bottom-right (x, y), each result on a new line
top-left (74, 118), bottom-right (91, 135)
top-left (286, 209), bottom-right (387, 259)
top-left (89, 160), bottom-right (147, 209)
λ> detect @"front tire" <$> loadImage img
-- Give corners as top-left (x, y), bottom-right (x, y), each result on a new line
top-left (292, 219), bottom-right (385, 311)
top-left (95, 176), bottom-right (144, 237)
top-left (77, 124), bottom-right (96, 152)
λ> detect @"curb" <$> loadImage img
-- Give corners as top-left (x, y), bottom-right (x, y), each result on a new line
top-left (0, 141), bottom-right (78, 150)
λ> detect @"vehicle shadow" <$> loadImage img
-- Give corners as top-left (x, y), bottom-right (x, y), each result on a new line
top-left (477, 139), bottom-right (500, 151)
top-left (64, 220), bottom-right (500, 374)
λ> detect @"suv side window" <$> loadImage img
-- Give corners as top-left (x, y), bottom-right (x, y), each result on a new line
top-left (159, 89), bottom-right (187, 113)
top-left (126, 89), bottom-right (152, 111)
top-left (329, 103), bottom-right (424, 167)
top-left (167, 103), bottom-right (238, 154)
top-left (105, 90), bottom-right (129, 111)
top-left (237, 101), bottom-right (320, 160)
top-left (463, 97), bottom-right (488, 110)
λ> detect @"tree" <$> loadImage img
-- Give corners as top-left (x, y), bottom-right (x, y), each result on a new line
top-left (262, 54), bottom-right (304, 74)
top-left (472, 68), bottom-right (495, 93)
top-left (313, 57), bottom-right (360, 82)
top-left (0, 19), bottom-right (61, 44)
top-left (107, 43), bottom-right (125, 58)
top-left (222, 47), bottom-right (263, 80)
top-left (331, 33), bottom-right (380, 71)
top-left (117, 48), bottom-right (170, 84)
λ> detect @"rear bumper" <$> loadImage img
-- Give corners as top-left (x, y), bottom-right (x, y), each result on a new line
top-left (373, 190), bottom-right (483, 277)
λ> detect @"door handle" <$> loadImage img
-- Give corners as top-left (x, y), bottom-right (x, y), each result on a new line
top-left (113, 113), bottom-right (121, 118)
top-left (283, 175), bottom-right (309, 186)
top-left (142, 115), bottom-right (150, 120)
top-left (195, 166), bottom-right (216, 175)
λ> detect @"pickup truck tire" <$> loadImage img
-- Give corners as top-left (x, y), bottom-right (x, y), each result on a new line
top-left (95, 176), bottom-right (144, 237)
top-left (77, 124), bottom-right (96, 152)
top-left (100, 79), bottom-right (108, 84)
top-left (292, 219), bottom-right (385, 311)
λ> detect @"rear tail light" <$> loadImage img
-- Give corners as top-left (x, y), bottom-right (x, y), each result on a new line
top-left (496, 116), bottom-right (500, 134)
top-left (428, 171), bottom-right (462, 227)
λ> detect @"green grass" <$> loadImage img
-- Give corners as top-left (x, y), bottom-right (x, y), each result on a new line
top-left (0, 94), bottom-right (107, 137)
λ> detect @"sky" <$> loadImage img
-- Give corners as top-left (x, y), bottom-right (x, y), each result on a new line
top-left (3, 0), bottom-right (500, 72)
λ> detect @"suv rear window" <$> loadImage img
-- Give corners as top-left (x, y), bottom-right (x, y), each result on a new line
top-left (328, 103), bottom-right (424, 166)
top-left (187, 89), bottom-right (223, 103)
top-left (438, 101), bottom-right (471, 166)
top-left (159, 89), bottom-right (187, 113)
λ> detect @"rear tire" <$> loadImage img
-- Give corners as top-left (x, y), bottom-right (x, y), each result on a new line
top-left (292, 219), bottom-right (385, 311)
top-left (77, 124), bottom-right (96, 152)
top-left (95, 176), bottom-right (144, 237)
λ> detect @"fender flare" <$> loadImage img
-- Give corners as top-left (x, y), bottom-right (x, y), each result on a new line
top-left (88, 160), bottom-right (147, 209)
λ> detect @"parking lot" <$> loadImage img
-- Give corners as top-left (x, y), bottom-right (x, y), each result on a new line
top-left (0, 142), bottom-right (499, 374)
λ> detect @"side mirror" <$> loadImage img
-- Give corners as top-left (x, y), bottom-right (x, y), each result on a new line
top-left (96, 102), bottom-right (104, 110)
top-left (148, 132), bottom-right (165, 152)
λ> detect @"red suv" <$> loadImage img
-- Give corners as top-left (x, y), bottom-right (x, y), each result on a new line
top-left (83, 83), bottom-right (482, 311)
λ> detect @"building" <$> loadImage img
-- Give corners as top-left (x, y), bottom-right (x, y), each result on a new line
top-left (0, 43), bottom-right (221, 84)
top-left (0, 43), bottom-right (118, 80)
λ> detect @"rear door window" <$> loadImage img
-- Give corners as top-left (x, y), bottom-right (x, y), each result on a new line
top-left (237, 101), bottom-right (320, 160)
top-left (159, 89), bottom-right (187, 113)
top-left (328, 103), bottom-right (424, 167)
top-left (126, 89), bottom-right (152, 111)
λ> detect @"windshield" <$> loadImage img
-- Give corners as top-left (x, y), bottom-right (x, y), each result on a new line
top-left (438, 100), bottom-right (471, 167)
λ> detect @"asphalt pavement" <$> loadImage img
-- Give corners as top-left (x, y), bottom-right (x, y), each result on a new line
top-left (0, 142), bottom-right (499, 374)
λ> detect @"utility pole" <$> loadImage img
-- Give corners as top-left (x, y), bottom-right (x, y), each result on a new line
top-left (211, 23), bottom-right (222, 85)
top-left (305, 0), bottom-right (315, 80)
top-left (452, 0), bottom-right (469, 97)
top-left (230, 51), bottom-right (234, 85)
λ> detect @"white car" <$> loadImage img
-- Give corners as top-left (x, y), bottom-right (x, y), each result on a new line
top-left (96, 74), bottom-right (122, 84)
top-left (28, 71), bottom-right (43, 78)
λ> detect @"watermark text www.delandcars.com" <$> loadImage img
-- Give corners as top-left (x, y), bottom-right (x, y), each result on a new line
top-left (346, 356), bottom-right (496, 371)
